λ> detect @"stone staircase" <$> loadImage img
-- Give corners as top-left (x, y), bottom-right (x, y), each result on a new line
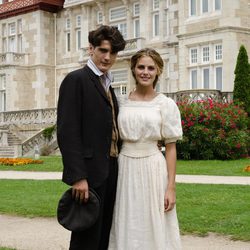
top-left (0, 146), bottom-right (15, 158)
top-left (0, 129), bottom-right (22, 158)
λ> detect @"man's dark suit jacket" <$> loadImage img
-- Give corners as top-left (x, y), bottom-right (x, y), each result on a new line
top-left (57, 65), bottom-right (119, 188)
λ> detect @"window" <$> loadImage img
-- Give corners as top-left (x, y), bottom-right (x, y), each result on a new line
top-left (190, 48), bottom-right (198, 64)
top-left (8, 37), bottom-right (15, 52)
top-left (215, 66), bottom-right (222, 90)
top-left (0, 75), bottom-right (6, 112)
top-left (66, 18), bottom-right (70, 29)
top-left (97, 11), bottom-right (103, 24)
top-left (133, 2), bottom-right (140, 16)
top-left (202, 68), bottom-right (209, 88)
top-left (214, 0), bottom-right (221, 11)
top-left (18, 35), bottom-right (22, 53)
top-left (115, 23), bottom-right (127, 39)
top-left (66, 32), bottom-right (70, 52)
top-left (110, 6), bottom-right (126, 21)
top-left (65, 19), bottom-right (71, 52)
top-left (113, 85), bottom-right (127, 96)
top-left (153, 13), bottom-right (159, 37)
top-left (215, 44), bottom-right (222, 61)
top-left (153, 0), bottom-right (159, 10)
top-left (17, 19), bottom-right (22, 34)
top-left (111, 69), bottom-right (128, 97)
top-left (76, 15), bottom-right (81, 27)
top-left (202, 46), bottom-right (209, 62)
top-left (189, 0), bottom-right (196, 16)
top-left (202, 0), bottom-right (208, 13)
top-left (2, 24), bottom-right (7, 37)
top-left (111, 69), bottom-right (128, 83)
top-left (191, 69), bottom-right (198, 89)
top-left (2, 38), bottom-right (7, 53)
top-left (8, 23), bottom-right (15, 35)
top-left (134, 19), bottom-right (140, 38)
top-left (189, 43), bottom-right (223, 90)
top-left (76, 30), bottom-right (81, 50)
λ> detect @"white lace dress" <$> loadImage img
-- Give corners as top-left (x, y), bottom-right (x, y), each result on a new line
top-left (108, 93), bottom-right (183, 250)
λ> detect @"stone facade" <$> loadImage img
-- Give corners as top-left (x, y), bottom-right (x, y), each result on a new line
top-left (0, 0), bottom-right (249, 112)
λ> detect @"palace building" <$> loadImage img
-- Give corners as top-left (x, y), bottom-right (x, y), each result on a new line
top-left (0, 0), bottom-right (249, 157)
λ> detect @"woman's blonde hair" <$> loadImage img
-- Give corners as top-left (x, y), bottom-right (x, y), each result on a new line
top-left (130, 48), bottom-right (164, 88)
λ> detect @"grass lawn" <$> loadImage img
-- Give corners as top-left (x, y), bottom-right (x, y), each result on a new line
top-left (177, 158), bottom-right (250, 176)
top-left (0, 248), bottom-right (15, 250)
top-left (177, 183), bottom-right (250, 241)
top-left (0, 156), bottom-right (249, 176)
top-left (0, 180), bottom-right (249, 241)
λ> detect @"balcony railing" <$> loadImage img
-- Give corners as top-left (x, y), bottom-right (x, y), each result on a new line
top-left (64, 0), bottom-right (94, 8)
top-left (166, 89), bottom-right (233, 103)
top-left (0, 52), bottom-right (28, 66)
top-left (0, 108), bottom-right (57, 126)
top-left (0, 90), bottom-right (233, 126)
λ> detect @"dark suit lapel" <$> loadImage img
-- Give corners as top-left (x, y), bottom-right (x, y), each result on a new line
top-left (85, 66), bottom-right (109, 102)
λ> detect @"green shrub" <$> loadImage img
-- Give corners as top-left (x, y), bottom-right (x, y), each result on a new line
top-left (233, 45), bottom-right (250, 114)
top-left (177, 99), bottom-right (249, 160)
top-left (42, 124), bottom-right (56, 141)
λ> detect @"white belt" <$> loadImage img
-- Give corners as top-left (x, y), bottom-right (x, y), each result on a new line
top-left (120, 141), bottom-right (159, 157)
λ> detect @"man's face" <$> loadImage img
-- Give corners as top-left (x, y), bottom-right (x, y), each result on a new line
top-left (89, 40), bottom-right (118, 73)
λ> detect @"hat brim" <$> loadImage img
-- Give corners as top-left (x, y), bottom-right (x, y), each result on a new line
top-left (57, 188), bottom-right (100, 232)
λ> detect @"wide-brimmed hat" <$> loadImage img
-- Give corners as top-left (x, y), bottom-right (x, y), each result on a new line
top-left (57, 188), bottom-right (100, 232)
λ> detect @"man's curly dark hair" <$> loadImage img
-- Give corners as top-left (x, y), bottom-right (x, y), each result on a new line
top-left (88, 25), bottom-right (126, 53)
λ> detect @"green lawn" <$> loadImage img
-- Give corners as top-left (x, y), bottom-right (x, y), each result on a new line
top-left (0, 180), bottom-right (249, 241)
top-left (0, 248), bottom-right (16, 250)
top-left (177, 159), bottom-right (250, 176)
top-left (177, 183), bottom-right (250, 241)
top-left (0, 156), bottom-right (249, 176)
top-left (0, 180), bottom-right (68, 217)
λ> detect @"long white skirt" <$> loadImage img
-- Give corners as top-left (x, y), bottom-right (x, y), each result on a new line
top-left (108, 151), bottom-right (182, 250)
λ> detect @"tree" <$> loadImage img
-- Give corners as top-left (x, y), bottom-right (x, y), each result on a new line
top-left (233, 45), bottom-right (250, 114)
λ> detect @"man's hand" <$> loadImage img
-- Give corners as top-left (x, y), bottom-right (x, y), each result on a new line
top-left (72, 179), bottom-right (89, 203)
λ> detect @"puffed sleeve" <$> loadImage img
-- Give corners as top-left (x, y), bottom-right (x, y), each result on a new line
top-left (160, 96), bottom-right (183, 144)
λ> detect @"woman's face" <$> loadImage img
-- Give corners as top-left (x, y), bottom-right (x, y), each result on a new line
top-left (134, 56), bottom-right (157, 88)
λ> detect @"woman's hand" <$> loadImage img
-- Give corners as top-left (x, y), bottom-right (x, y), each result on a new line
top-left (164, 187), bottom-right (176, 212)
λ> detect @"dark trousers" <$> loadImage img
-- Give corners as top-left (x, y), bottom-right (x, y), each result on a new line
top-left (69, 157), bottom-right (118, 250)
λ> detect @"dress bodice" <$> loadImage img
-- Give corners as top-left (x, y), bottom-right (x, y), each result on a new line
top-left (118, 93), bottom-right (183, 145)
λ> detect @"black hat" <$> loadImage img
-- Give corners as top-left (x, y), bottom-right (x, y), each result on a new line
top-left (57, 188), bottom-right (100, 232)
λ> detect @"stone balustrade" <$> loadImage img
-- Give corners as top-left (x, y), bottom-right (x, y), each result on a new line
top-left (0, 90), bottom-right (233, 126)
top-left (0, 52), bottom-right (28, 66)
top-left (0, 108), bottom-right (57, 126)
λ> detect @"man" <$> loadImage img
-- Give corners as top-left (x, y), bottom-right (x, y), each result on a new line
top-left (57, 25), bottom-right (126, 250)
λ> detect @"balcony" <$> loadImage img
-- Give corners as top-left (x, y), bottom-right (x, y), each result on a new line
top-left (0, 0), bottom-right (64, 19)
top-left (64, 0), bottom-right (96, 8)
top-left (0, 52), bottom-right (29, 66)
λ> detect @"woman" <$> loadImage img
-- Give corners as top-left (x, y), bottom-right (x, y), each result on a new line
top-left (108, 48), bottom-right (183, 250)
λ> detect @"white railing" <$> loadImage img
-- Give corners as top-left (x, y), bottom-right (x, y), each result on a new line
top-left (166, 90), bottom-right (233, 103)
top-left (0, 108), bottom-right (56, 126)
top-left (21, 128), bottom-right (57, 156)
top-left (64, 0), bottom-right (94, 8)
top-left (0, 52), bottom-right (28, 65)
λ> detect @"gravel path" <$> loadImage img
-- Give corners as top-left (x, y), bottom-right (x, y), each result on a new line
top-left (0, 215), bottom-right (250, 250)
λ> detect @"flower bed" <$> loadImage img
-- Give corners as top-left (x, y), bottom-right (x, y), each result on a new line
top-left (177, 99), bottom-right (249, 160)
top-left (0, 158), bottom-right (43, 166)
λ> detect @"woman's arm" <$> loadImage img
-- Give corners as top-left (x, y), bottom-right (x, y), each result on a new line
top-left (164, 142), bottom-right (177, 212)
